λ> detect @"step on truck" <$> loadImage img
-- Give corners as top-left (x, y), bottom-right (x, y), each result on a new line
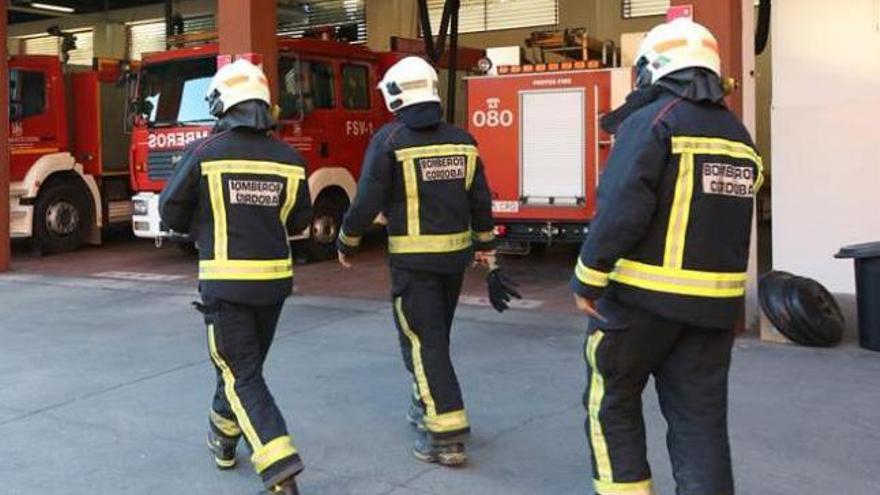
top-left (129, 37), bottom-right (404, 259)
top-left (8, 55), bottom-right (132, 253)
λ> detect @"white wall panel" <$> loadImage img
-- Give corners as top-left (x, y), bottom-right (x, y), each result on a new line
top-left (772, 0), bottom-right (880, 293)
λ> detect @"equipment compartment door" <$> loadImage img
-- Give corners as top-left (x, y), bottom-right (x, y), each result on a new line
top-left (519, 89), bottom-right (586, 206)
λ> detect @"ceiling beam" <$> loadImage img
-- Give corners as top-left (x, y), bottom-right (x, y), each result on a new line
top-left (8, 5), bottom-right (74, 17)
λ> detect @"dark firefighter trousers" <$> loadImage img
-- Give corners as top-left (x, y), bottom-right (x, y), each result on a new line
top-left (391, 268), bottom-right (471, 442)
top-left (584, 297), bottom-right (735, 495)
top-left (201, 296), bottom-right (304, 488)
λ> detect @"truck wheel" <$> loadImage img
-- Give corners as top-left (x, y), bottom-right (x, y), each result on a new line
top-left (33, 180), bottom-right (91, 254)
top-left (307, 190), bottom-right (348, 262)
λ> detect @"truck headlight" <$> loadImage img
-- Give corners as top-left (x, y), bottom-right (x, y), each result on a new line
top-left (133, 200), bottom-right (148, 216)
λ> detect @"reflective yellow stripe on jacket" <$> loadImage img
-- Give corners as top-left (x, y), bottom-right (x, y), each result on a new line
top-left (200, 160), bottom-right (304, 281)
top-left (671, 136), bottom-right (764, 192)
top-left (391, 144), bottom-right (480, 255)
top-left (388, 231), bottom-right (473, 254)
top-left (199, 259), bottom-right (294, 281)
top-left (611, 259), bottom-right (747, 298)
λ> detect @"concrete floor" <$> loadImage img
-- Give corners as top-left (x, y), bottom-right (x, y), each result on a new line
top-left (2, 238), bottom-right (879, 494)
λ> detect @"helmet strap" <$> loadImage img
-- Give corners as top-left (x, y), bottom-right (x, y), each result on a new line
top-left (634, 57), bottom-right (653, 89)
top-left (207, 89), bottom-right (225, 118)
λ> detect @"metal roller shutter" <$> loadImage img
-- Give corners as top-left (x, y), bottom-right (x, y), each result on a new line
top-left (622, 0), bottom-right (670, 18)
top-left (66, 30), bottom-right (94, 66)
top-left (426, 0), bottom-right (558, 34)
top-left (127, 15), bottom-right (215, 60)
top-left (127, 20), bottom-right (166, 60)
top-left (623, 0), bottom-right (760, 19)
top-left (277, 0), bottom-right (366, 43)
top-left (22, 35), bottom-right (59, 56)
top-left (21, 29), bottom-right (93, 65)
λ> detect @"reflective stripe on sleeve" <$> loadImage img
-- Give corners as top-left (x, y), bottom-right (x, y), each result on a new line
top-left (575, 259), bottom-right (611, 288)
top-left (338, 231), bottom-right (362, 247)
top-left (472, 230), bottom-right (495, 243)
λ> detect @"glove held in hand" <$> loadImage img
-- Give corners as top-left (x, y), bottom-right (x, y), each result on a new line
top-left (486, 268), bottom-right (522, 313)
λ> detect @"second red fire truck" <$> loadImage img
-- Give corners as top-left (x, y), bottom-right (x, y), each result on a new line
top-left (466, 62), bottom-right (632, 254)
top-left (129, 37), bottom-right (403, 258)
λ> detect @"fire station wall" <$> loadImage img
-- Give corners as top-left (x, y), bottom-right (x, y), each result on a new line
top-left (771, 0), bottom-right (880, 294)
top-left (365, 0), bottom-right (660, 52)
top-left (7, 0), bottom-right (216, 57)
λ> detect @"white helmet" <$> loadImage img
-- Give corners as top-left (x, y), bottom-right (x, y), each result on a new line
top-left (206, 59), bottom-right (271, 117)
top-left (377, 56), bottom-right (441, 112)
top-left (635, 18), bottom-right (721, 86)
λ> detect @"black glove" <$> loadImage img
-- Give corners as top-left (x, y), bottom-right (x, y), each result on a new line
top-left (486, 268), bottom-right (522, 313)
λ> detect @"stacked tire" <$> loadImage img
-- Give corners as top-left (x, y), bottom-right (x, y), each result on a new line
top-left (759, 271), bottom-right (845, 347)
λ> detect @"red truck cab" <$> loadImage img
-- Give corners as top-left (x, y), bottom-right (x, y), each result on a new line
top-left (130, 37), bottom-right (401, 258)
top-left (9, 55), bottom-right (130, 253)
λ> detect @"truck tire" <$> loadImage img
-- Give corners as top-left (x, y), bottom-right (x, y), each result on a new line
top-left (307, 189), bottom-right (348, 262)
top-left (33, 179), bottom-right (92, 254)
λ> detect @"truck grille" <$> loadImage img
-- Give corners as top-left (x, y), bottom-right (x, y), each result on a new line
top-left (147, 151), bottom-right (183, 182)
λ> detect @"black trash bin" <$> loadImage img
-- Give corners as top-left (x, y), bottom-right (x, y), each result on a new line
top-left (835, 242), bottom-right (880, 351)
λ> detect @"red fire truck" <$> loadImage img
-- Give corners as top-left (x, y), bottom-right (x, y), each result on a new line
top-left (129, 37), bottom-right (404, 258)
top-left (466, 64), bottom-right (632, 253)
top-left (8, 55), bottom-right (131, 253)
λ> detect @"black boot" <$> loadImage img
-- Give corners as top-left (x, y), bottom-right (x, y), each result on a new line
top-left (263, 477), bottom-right (299, 495)
top-left (206, 429), bottom-right (237, 470)
top-left (412, 431), bottom-right (467, 467)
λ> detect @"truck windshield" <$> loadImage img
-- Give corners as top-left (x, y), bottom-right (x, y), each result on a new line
top-left (138, 56), bottom-right (216, 127)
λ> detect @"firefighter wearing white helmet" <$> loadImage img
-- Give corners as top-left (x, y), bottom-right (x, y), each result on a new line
top-left (160, 58), bottom-right (312, 495)
top-left (206, 58), bottom-right (271, 117)
top-left (571, 17), bottom-right (762, 495)
top-left (376, 56), bottom-right (441, 112)
top-left (338, 56), bottom-right (519, 466)
top-left (634, 17), bottom-right (721, 88)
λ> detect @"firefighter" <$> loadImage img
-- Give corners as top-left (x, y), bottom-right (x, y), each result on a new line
top-left (336, 56), bottom-right (518, 466)
top-left (159, 59), bottom-right (312, 495)
top-left (570, 19), bottom-right (763, 495)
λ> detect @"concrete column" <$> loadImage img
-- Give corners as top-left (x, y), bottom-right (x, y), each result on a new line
top-left (93, 21), bottom-right (128, 59)
top-left (366, 0), bottom-right (419, 52)
top-left (217, 0), bottom-right (278, 101)
top-left (1, 0), bottom-right (9, 273)
top-left (673, 0), bottom-right (744, 116)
